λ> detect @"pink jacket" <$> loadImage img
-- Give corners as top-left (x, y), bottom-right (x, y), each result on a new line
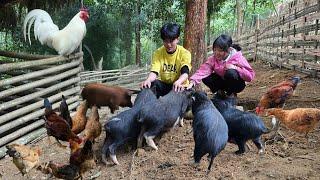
top-left (190, 51), bottom-right (255, 85)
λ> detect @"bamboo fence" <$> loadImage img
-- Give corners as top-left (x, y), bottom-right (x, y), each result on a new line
top-left (234, 0), bottom-right (320, 78)
top-left (0, 50), bottom-right (83, 158)
top-left (79, 65), bottom-right (149, 90)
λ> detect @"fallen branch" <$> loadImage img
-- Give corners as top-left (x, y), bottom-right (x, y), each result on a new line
top-left (295, 155), bottom-right (314, 161)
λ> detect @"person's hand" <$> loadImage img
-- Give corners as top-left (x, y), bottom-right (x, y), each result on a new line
top-left (173, 80), bottom-right (185, 92)
top-left (225, 63), bottom-right (237, 70)
top-left (186, 81), bottom-right (195, 90)
top-left (141, 79), bottom-right (152, 89)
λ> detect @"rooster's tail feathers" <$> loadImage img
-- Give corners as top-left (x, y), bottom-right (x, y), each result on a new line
top-left (44, 98), bottom-right (52, 110)
top-left (23, 9), bottom-right (58, 46)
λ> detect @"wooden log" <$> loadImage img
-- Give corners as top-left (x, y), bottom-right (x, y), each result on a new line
top-left (0, 87), bottom-right (79, 124)
top-left (0, 60), bottom-right (81, 87)
top-left (0, 50), bottom-right (57, 60)
top-left (0, 127), bottom-right (47, 159)
top-left (0, 67), bottom-right (81, 100)
top-left (0, 52), bottom-right (83, 73)
top-left (0, 97), bottom-right (79, 136)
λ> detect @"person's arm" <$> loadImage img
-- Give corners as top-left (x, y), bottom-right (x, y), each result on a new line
top-left (141, 72), bottom-right (157, 88)
top-left (141, 51), bottom-right (160, 88)
top-left (188, 56), bottom-right (215, 87)
top-left (173, 66), bottom-right (189, 92)
top-left (230, 53), bottom-right (255, 82)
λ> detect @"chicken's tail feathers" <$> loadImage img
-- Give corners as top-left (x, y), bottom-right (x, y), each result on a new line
top-left (44, 98), bottom-right (52, 110)
top-left (23, 9), bottom-right (57, 46)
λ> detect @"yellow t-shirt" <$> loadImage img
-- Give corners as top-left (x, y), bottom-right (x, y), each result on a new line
top-left (150, 45), bottom-right (192, 85)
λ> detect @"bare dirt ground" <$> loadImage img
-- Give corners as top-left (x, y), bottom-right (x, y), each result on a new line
top-left (1, 61), bottom-right (320, 180)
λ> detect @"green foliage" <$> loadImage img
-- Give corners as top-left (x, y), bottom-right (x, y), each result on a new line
top-left (1, 0), bottom-right (287, 70)
top-left (211, 0), bottom-right (283, 36)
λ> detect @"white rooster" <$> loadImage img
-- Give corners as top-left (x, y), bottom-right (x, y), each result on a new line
top-left (23, 7), bottom-right (89, 56)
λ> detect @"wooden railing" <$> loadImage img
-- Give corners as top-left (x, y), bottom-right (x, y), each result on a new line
top-left (0, 51), bottom-right (82, 158)
top-left (79, 65), bottom-right (149, 90)
top-left (234, 0), bottom-right (320, 78)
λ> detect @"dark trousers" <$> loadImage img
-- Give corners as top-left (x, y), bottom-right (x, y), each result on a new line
top-left (150, 80), bottom-right (172, 98)
top-left (202, 69), bottom-right (245, 95)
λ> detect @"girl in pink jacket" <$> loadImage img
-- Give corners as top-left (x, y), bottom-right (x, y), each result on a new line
top-left (188, 34), bottom-right (255, 97)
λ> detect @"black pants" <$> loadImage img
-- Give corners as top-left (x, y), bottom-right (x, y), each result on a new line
top-left (202, 69), bottom-right (245, 95)
top-left (150, 80), bottom-right (172, 98)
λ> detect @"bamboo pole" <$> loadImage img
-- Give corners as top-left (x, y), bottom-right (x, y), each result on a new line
top-left (0, 87), bottom-right (79, 124)
top-left (0, 50), bottom-right (57, 60)
top-left (80, 71), bottom-right (148, 85)
top-left (0, 67), bottom-right (80, 100)
top-left (0, 52), bottom-right (83, 73)
top-left (0, 103), bottom-right (78, 148)
top-left (0, 97), bottom-right (79, 136)
top-left (0, 127), bottom-right (46, 159)
top-left (79, 69), bottom-right (131, 75)
top-left (81, 68), bottom-right (146, 79)
top-left (0, 60), bottom-right (81, 87)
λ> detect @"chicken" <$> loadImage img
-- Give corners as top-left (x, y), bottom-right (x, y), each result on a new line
top-left (44, 98), bottom-right (82, 147)
top-left (69, 139), bottom-right (95, 177)
top-left (23, 7), bottom-right (89, 55)
top-left (83, 105), bottom-right (101, 142)
top-left (71, 100), bottom-right (88, 134)
top-left (6, 144), bottom-right (41, 176)
top-left (266, 108), bottom-right (320, 136)
top-left (256, 76), bottom-right (300, 115)
top-left (59, 95), bottom-right (72, 127)
top-left (38, 161), bottom-right (80, 180)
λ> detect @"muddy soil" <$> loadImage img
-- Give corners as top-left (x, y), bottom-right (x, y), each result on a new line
top-left (1, 61), bottom-right (320, 180)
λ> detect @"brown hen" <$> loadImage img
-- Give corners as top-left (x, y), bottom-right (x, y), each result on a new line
top-left (83, 105), bottom-right (101, 142)
top-left (266, 108), bottom-right (320, 136)
top-left (44, 98), bottom-right (82, 147)
top-left (69, 139), bottom-right (95, 177)
top-left (6, 144), bottom-right (41, 176)
top-left (71, 100), bottom-right (88, 134)
top-left (256, 76), bottom-right (300, 115)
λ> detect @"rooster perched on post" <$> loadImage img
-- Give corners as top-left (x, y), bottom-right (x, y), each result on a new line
top-left (23, 7), bottom-right (89, 55)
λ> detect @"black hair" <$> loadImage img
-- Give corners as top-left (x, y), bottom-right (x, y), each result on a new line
top-left (160, 23), bottom-right (180, 40)
top-left (213, 34), bottom-right (241, 52)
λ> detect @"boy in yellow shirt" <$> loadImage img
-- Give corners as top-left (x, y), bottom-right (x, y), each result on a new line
top-left (141, 23), bottom-right (192, 97)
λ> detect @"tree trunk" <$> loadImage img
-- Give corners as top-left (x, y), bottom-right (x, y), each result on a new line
top-left (236, 0), bottom-right (243, 38)
top-left (135, 0), bottom-right (141, 66)
top-left (184, 0), bottom-right (208, 75)
top-left (206, 12), bottom-right (211, 46)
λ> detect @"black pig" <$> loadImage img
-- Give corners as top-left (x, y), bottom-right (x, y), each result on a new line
top-left (211, 95), bottom-right (269, 154)
top-left (191, 91), bottom-right (228, 171)
top-left (137, 90), bottom-right (192, 150)
top-left (101, 88), bottom-right (157, 165)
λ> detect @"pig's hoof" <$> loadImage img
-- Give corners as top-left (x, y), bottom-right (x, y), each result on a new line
top-left (258, 148), bottom-right (265, 155)
top-left (110, 154), bottom-right (120, 165)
